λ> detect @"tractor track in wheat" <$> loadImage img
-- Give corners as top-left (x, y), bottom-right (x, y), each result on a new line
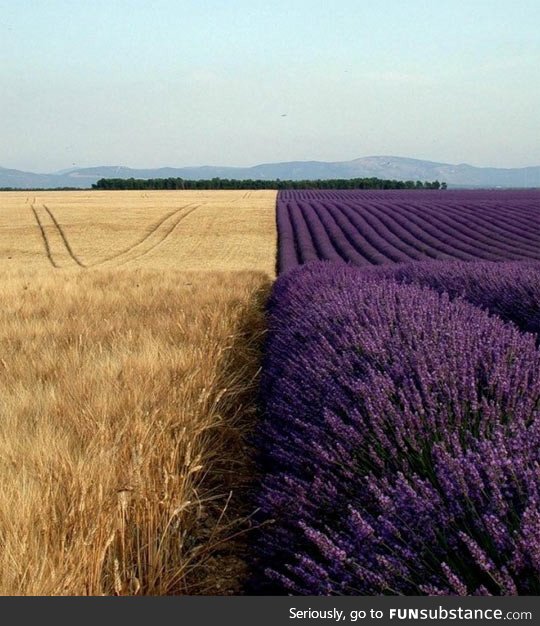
top-left (31, 204), bottom-right (85, 268)
top-left (31, 205), bottom-right (58, 268)
top-left (30, 201), bottom-right (203, 269)
top-left (97, 202), bottom-right (203, 267)
top-left (43, 205), bottom-right (86, 267)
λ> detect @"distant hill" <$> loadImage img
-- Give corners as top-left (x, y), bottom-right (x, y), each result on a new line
top-left (1, 156), bottom-right (539, 189)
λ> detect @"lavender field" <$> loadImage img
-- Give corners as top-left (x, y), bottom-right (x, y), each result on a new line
top-left (277, 189), bottom-right (540, 273)
top-left (253, 189), bottom-right (540, 595)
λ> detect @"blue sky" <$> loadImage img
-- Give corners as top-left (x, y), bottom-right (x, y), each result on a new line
top-left (1, 0), bottom-right (539, 171)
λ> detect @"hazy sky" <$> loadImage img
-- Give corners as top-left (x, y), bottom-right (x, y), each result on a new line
top-left (1, 0), bottom-right (539, 171)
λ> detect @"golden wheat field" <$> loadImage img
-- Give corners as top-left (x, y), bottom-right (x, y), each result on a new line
top-left (0, 190), bottom-right (277, 595)
top-left (0, 190), bottom-right (276, 273)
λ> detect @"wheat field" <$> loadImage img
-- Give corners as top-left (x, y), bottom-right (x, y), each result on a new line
top-left (0, 190), bottom-right (276, 595)
top-left (0, 190), bottom-right (276, 272)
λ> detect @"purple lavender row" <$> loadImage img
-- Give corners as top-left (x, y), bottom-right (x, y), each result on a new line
top-left (276, 201), bottom-right (299, 273)
top-left (362, 194), bottom-right (540, 260)
top-left (276, 190), bottom-right (540, 271)
top-left (252, 262), bottom-right (540, 595)
top-left (385, 200), bottom-right (528, 261)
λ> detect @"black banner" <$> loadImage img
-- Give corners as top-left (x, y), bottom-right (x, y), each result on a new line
top-left (1, 596), bottom-right (539, 626)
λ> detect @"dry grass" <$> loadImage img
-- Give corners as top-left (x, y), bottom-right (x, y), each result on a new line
top-left (0, 190), bottom-right (277, 595)
top-left (0, 190), bottom-right (277, 274)
top-left (0, 268), bottom-right (270, 595)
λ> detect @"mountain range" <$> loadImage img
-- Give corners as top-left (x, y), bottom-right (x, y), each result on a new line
top-left (1, 156), bottom-right (539, 189)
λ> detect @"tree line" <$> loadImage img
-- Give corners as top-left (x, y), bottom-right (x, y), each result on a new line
top-left (92, 177), bottom-right (447, 190)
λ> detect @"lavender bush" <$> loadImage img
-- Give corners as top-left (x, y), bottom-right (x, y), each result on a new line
top-left (252, 262), bottom-right (540, 595)
top-left (365, 259), bottom-right (540, 338)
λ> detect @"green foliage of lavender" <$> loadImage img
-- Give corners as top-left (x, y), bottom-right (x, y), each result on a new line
top-left (253, 262), bottom-right (540, 595)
